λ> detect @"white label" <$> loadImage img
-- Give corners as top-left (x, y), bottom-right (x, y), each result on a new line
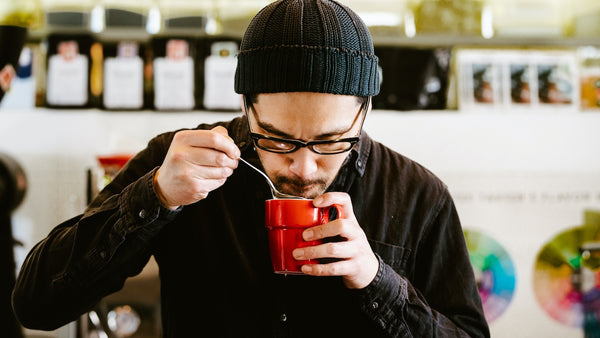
top-left (153, 57), bottom-right (195, 110)
top-left (103, 57), bottom-right (144, 109)
top-left (203, 55), bottom-right (240, 110)
top-left (46, 54), bottom-right (88, 106)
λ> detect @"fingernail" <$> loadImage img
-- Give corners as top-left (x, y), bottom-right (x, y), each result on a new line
top-left (303, 229), bottom-right (313, 240)
top-left (302, 265), bottom-right (312, 273)
top-left (313, 196), bottom-right (323, 205)
top-left (293, 249), bottom-right (305, 259)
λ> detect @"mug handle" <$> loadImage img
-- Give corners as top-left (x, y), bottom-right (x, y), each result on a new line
top-left (318, 204), bottom-right (346, 264)
top-left (319, 204), bottom-right (344, 224)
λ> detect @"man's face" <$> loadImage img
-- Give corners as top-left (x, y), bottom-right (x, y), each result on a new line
top-left (246, 92), bottom-right (366, 199)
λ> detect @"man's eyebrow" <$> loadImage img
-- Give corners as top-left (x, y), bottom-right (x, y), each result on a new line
top-left (255, 119), bottom-right (295, 138)
top-left (255, 118), bottom-right (353, 140)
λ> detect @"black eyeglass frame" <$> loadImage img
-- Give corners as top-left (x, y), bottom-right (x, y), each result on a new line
top-left (243, 95), bottom-right (370, 155)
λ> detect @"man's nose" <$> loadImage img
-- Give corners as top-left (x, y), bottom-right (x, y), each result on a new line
top-left (288, 148), bottom-right (319, 178)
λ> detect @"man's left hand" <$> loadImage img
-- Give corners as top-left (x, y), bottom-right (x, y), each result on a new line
top-left (292, 192), bottom-right (379, 289)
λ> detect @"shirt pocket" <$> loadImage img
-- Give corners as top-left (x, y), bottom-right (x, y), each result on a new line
top-left (368, 239), bottom-right (411, 274)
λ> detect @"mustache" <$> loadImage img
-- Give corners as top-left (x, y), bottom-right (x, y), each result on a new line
top-left (274, 175), bottom-right (327, 191)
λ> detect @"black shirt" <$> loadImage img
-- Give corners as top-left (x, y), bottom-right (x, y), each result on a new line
top-left (13, 116), bottom-right (489, 337)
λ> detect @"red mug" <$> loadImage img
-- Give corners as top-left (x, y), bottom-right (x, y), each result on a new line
top-left (265, 198), bottom-right (343, 275)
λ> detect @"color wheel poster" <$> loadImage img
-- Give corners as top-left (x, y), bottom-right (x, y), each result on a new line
top-left (440, 172), bottom-right (600, 338)
top-left (464, 229), bottom-right (516, 323)
top-left (533, 217), bottom-right (600, 335)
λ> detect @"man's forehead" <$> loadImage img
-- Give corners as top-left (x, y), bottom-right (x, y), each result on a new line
top-left (247, 95), bottom-right (367, 139)
top-left (253, 92), bottom-right (364, 106)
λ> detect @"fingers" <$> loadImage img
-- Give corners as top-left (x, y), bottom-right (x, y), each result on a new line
top-left (175, 127), bottom-right (240, 162)
top-left (312, 192), bottom-right (354, 221)
top-left (170, 127), bottom-right (240, 172)
top-left (212, 125), bottom-right (234, 142)
top-left (300, 259), bottom-right (356, 276)
top-left (293, 240), bottom-right (352, 262)
top-left (155, 126), bottom-right (241, 208)
top-left (304, 192), bottom-right (358, 242)
top-left (295, 192), bottom-right (379, 288)
top-left (183, 146), bottom-right (238, 173)
top-left (293, 227), bottom-right (379, 288)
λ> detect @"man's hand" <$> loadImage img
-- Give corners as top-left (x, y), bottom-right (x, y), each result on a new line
top-left (292, 192), bottom-right (379, 289)
top-left (154, 126), bottom-right (240, 210)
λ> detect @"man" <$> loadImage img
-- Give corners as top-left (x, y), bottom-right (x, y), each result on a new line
top-left (13, 0), bottom-right (489, 337)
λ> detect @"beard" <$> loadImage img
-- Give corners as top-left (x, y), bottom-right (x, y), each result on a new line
top-left (274, 175), bottom-right (329, 199)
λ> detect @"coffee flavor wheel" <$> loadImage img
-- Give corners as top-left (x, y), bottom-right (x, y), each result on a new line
top-left (533, 224), bottom-right (600, 330)
top-left (464, 229), bottom-right (516, 322)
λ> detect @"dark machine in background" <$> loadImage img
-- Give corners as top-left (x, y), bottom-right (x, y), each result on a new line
top-left (373, 46), bottom-right (450, 111)
top-left (0, 152), bottom-right (27, 338)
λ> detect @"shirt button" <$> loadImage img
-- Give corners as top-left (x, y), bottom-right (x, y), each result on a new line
top-left (370, 301), bottom-right (379, 310)
top-left (239, 141), bottom-right (247, 147)
top-left (357, 160), bottom-right (363, 168)
top-left (279, 313), bottom-right (287, 322)
top-left (138, 209), bottom-right (147, 219)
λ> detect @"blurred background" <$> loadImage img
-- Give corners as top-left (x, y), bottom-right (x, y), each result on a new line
top-left (1, 0), bottom-right (599, 337)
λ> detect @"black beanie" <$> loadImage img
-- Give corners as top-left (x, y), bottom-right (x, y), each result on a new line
top-left (234, 0), bottom-right (380, 97)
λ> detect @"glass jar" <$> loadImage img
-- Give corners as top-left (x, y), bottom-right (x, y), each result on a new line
top-left (216, 0), bottom-right (269, 37)
top-left (0, 0), bottom-right (42, 29)
top-left (490, 0), bottom-right (573, 37)
top-left (344, 0), bottom-right (408, 38)
top-left (42, 0), bottom-right (95, 29)
top-left (412, 0), bottom-right (488, 36)
top-left (572, 0), bottom-right (600, 38)
top-left (159, 0), bottom-right (214, 35)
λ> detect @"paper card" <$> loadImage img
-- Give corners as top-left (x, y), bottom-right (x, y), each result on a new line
top-left (508, 63), bottom-right (534, 106)
top-left (46, 41), bottom-right (89, 106)
top-left (457, 50), bottom-right (505, 110)
top-left (103, 57), bottom-right (144, 109)
top-left (580, 67), bottom-right (600, 110)
top-left (456, 48), bottom-right (579, 111)
top-left (153, 39), bottom-right (195, 110)
top-left (203, 41), bottom-right (239, 110)
top-left (203, 55), bottom-right (239, 110)
top-left (535, 53), bottom-right (579, 109)
top-left (153, 57), bottom-right (195, 110)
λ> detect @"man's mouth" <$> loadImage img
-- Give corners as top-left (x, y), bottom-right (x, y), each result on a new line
top-left (275, 176), bottom-right (327, 198)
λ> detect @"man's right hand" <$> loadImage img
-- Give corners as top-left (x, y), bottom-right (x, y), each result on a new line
top-left (154, 126), bottom-right (240, 210)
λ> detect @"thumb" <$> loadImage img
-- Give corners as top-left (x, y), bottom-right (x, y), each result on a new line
top-left (211, 125), bottom-right (241, 159)
top-left (212, 125), bottom-right (233, 142)
top-left (211, 125), bottom-right (229, 136)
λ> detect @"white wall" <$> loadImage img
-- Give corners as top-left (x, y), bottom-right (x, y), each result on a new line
top-left (2, 108), bottom-right (599, 337)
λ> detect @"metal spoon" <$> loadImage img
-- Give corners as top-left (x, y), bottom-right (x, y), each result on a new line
top-left (238, 157), bottom-right (302, 199)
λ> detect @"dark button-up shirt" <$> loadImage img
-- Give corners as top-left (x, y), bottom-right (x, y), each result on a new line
top-left (13, 116), bottom-right (489, 337)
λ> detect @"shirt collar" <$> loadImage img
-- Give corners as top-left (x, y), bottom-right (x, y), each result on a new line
top-left (350, 131), bottom-right (371, 177)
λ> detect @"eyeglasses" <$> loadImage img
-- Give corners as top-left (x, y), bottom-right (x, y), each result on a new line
top-left (244, 96), bottom-right (369, 155)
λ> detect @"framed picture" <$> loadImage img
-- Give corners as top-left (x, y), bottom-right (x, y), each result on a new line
top-left (455, 48), bottom-right (579, 111)
top-left (456, 49), bottom-right (504, 110)
top-left (535, 53), bottom-right (578, 108)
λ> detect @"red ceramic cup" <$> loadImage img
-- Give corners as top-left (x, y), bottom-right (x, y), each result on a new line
top-left (265, 198), bottom-right (343, 275)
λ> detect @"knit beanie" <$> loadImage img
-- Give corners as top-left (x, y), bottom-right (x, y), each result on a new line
top-left (234, 0), bottom-right (379, 97)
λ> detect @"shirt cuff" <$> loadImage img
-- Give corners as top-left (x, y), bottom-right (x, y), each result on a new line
top-left (117, 167), bottom-right (181, 236)
top-left (355, 253), bottom-right (408, 333)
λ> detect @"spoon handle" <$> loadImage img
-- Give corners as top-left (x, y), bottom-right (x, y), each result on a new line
top-left (238, 157), bottom-right (299, 199)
